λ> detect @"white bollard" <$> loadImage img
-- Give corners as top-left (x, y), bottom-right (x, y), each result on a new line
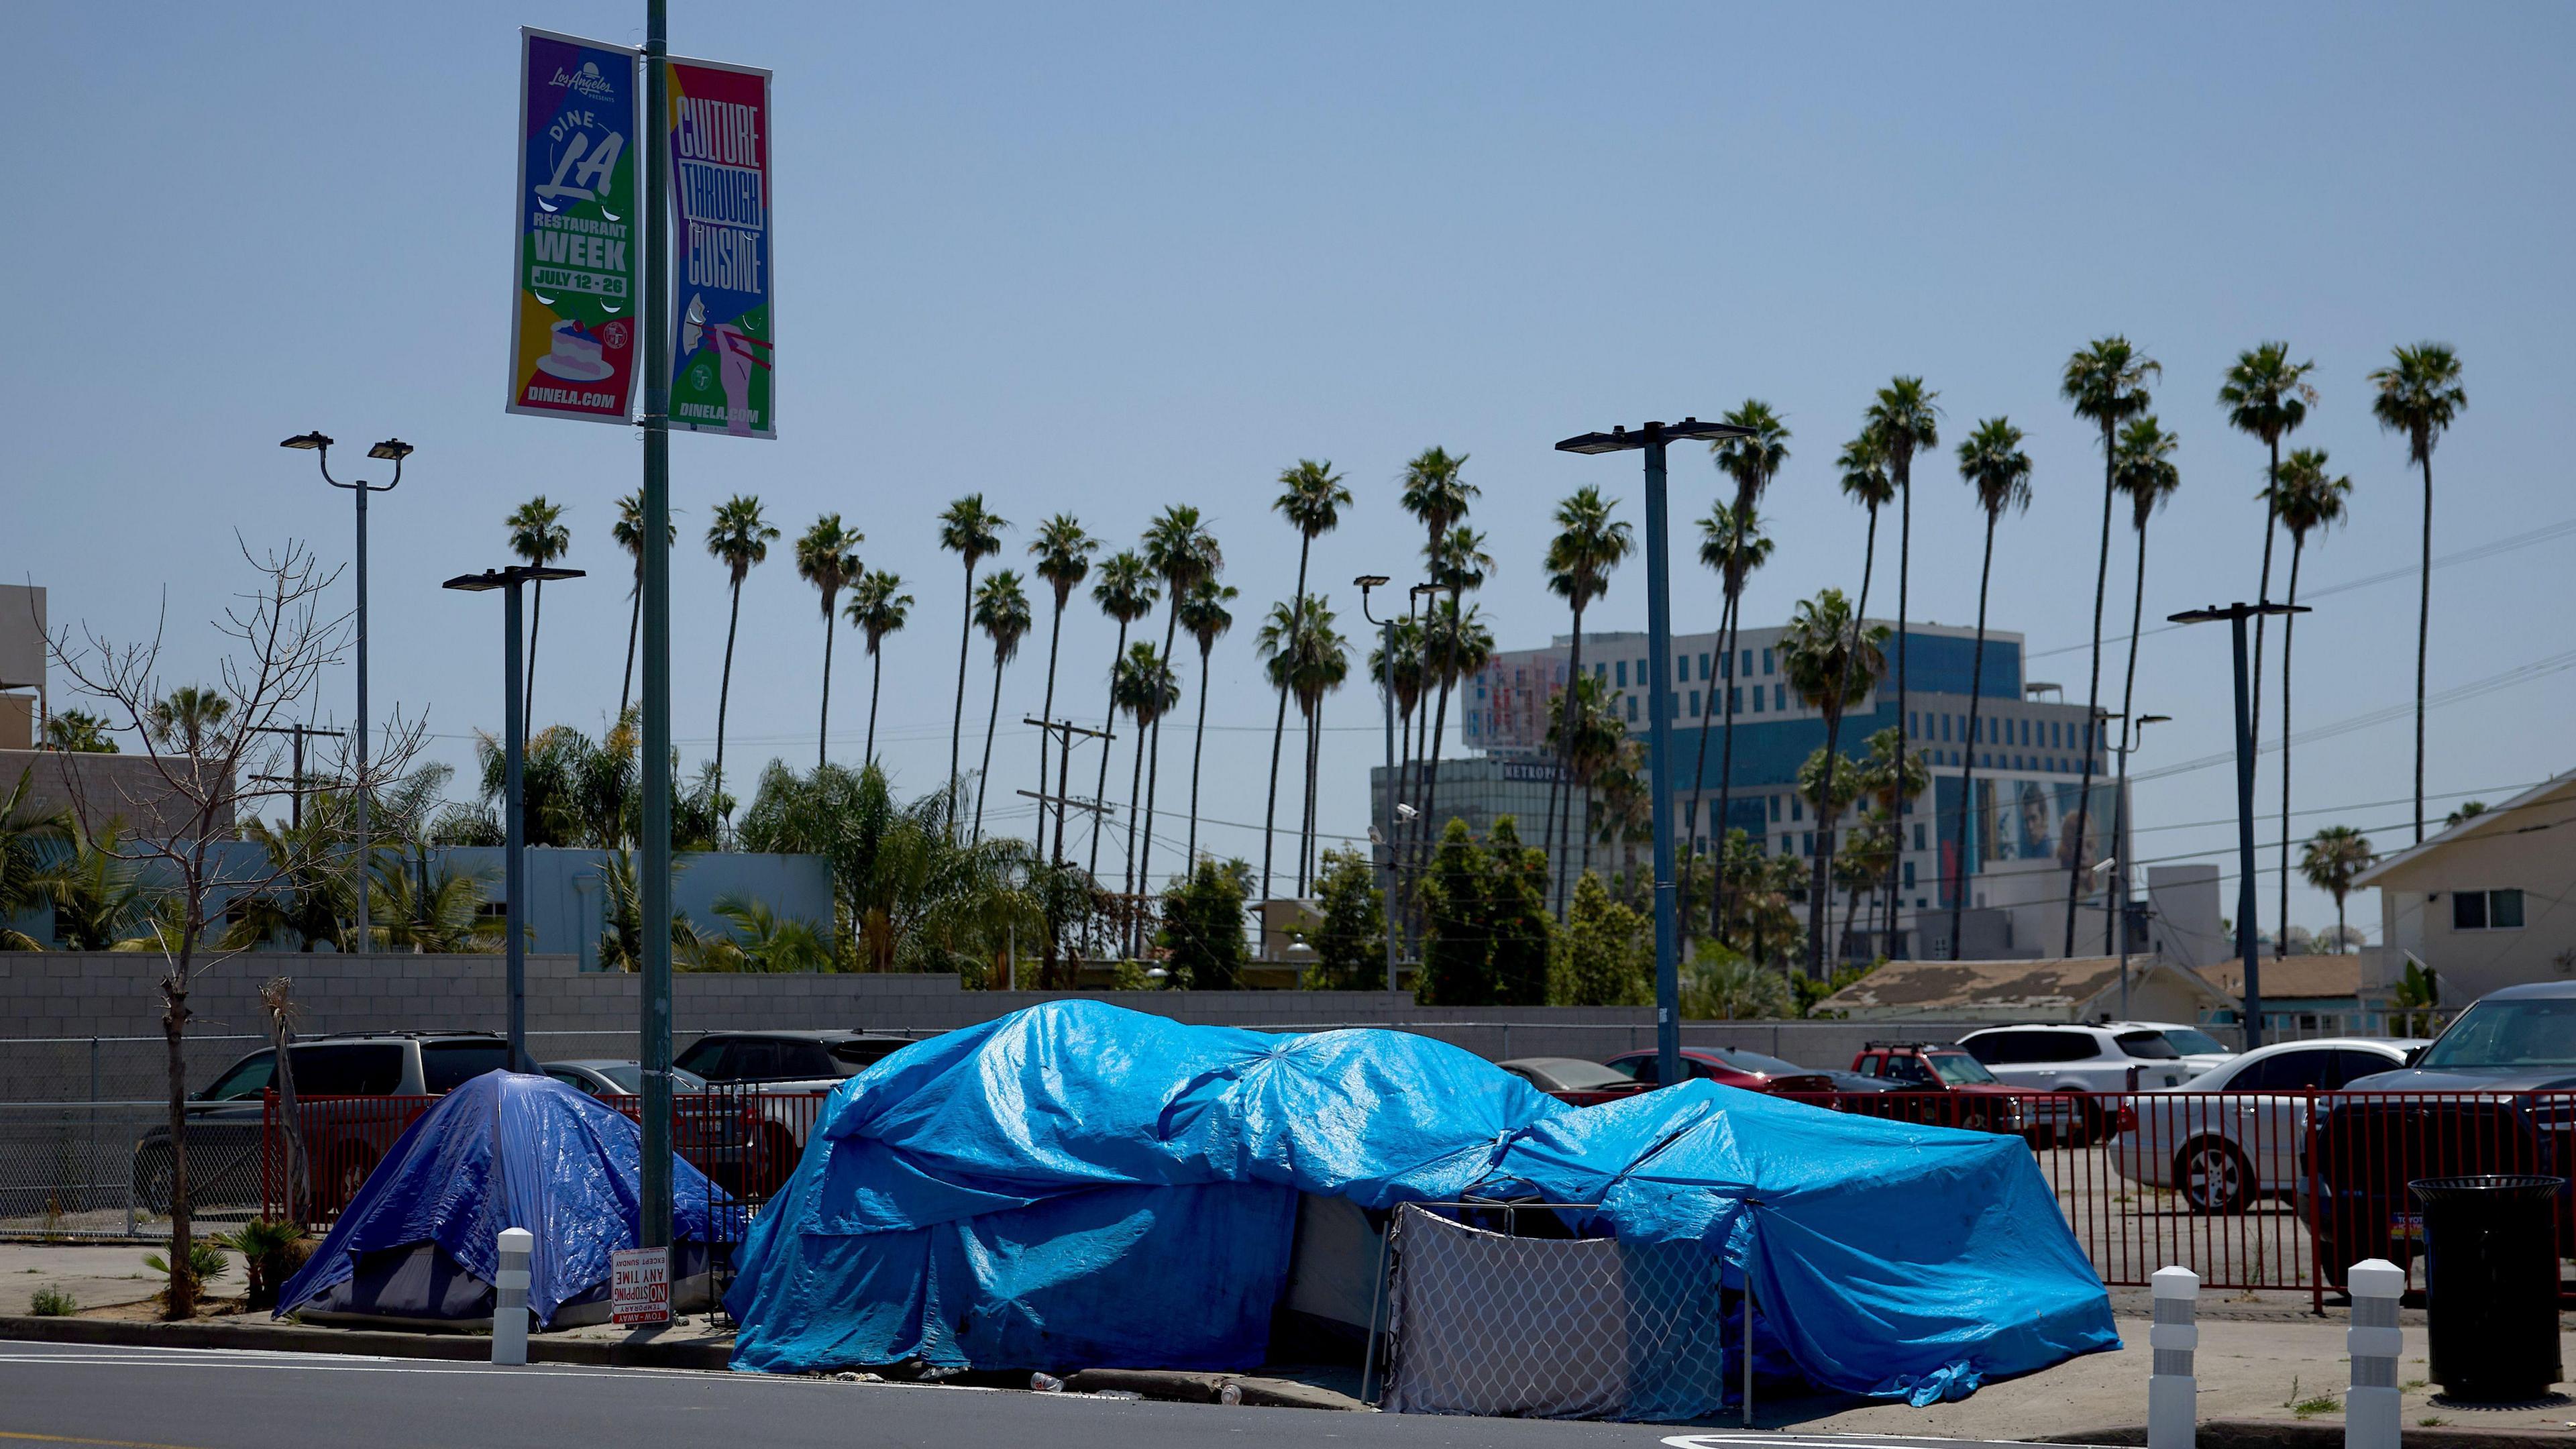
top-left (2345, 1259), bottom-right (2405, 1449)
top-left (492, 1226), bottom-right (533, 1366)
top-left (2148, 1265), bottom-right (2199, 1449)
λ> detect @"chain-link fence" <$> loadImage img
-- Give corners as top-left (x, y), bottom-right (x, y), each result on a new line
top-left (0, 1100), bottom-right (274, 1240)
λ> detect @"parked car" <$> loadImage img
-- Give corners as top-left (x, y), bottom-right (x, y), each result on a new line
top-left (539, 1059), bottom-right (766, 1185)
top-left (2113, 1022), bottom-right (2237, 1080)
top-left (1955, 1022), bottom-right (2208, 1141)
top-left (2105, 1036), bottom-right (2426, 1214)
top-left (1844, 1041), bottom-right (2081, 1140)
top-left (673, 1030), bottom-right (924, 1188)
top-left (2308, 982), bottom-right (2576, 1285)
top-left (1602, 1046), bottom-right (1837, 1095)
top-left (1497, 1057), bottom-right (1652, 1107)
top-left (133, 1031), bottom-right (513, 1216)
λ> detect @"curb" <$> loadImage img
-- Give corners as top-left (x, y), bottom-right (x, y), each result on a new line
top-left (0, 1314), bottom-right (733, 1371)
top-left (1064, 1367), bottom-right (1363, 1411)
top-left (2050, 1419), bottom-right (2574, 1449)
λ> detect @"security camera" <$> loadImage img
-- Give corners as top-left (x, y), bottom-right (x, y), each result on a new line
top-left (2090, 857), bottom-right (2118, 875)
top-left (1396, 802), bottom-right (1419, 822)
top-left (1367, 826), bottom-right (1387, 846)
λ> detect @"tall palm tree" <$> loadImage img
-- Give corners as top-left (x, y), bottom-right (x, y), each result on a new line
top-left (2267, 447), bottom-right (2352, 958)
top-left (1861, 376), bottom-right (1939, 955)
top-left (1140, 506), bottom-right (1221, 891)
top-left (936, 496), bottom-right (1009, 823)
top-left (1804, 429), bottom-right (1895, 955)
top-left (1417, 524), bottom-right (1493, 863)
top-left (1698, 503), bottom-right (1772, 938)
top-left (1706, 400), bottom-right (1788, 930)
top-left (1779, 590), bottom-right (1890, 976)
top-left (1176, 579), bottom-right (1238, 864)
top-left (1028, 515), bottom-right (1099, 863)
top-left (1112, 640), bottom-right (1179, 948)
top-left (1540, 487), bottom-right (1633, 915)
top-left (1087, 551), bottom-right (1159, 880)
top-left (970, 569), bottom-right (1033, 842)
top-left (2217, 342), bottom-right (2318, 747)
top-left (1946, 418), bottom-right (2034, 959)
top-left (1289, 596), bottom-right (1350, 890)
top-left (843, 571), bottom-right (911, 769)
top-left (794, 514), bottom-right (863, 771)
top-left (2110, 415), bottom-right (2181, 958)
top-left (505, 496), bottom-right (571, 722)
top-left (2059, 337), bottom-right (2159, 954)
top-left (2300, 825), bottom-right (2377, 954)
top-left (612, 492), bottom-right (677, 721)
top-left (2369, 343), bottom-right (2468, 844)
top-left (704, 494), bottom-right (778, 835)
top-left (1399, 447), bottom-right (1477, 865)
top-left (1264, 460), bottom-right (1351, 898)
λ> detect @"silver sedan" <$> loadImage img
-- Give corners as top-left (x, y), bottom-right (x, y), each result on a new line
top-left (2106, 1036), bottom-right (2424, 1213)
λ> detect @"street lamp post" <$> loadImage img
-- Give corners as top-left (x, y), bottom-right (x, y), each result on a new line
top-left (1558, 418), bottom-right (1754, 1089)
top-left (2110, 711), bottom-right (2170, 1019)
top-left (1357, 576), bottom-right (1399, 991)
top-left (282, 432), bottom-right (410, 953)
top-left (444, 566), bottom-right (585, 1071)
top-left (2169, 602), bottom-right (2304, 1050)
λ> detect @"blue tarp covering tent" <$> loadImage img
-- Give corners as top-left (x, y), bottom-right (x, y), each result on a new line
top-left (724, 1000), bottom-right (2114, 1413)
top-left (275, 1072), bottom-right (737, 1328)
top-left (1476, 1079), bottom-right (2121, 1405)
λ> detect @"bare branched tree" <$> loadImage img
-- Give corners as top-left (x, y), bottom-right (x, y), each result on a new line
top-left (46, 539), bottom-right (424, 1317)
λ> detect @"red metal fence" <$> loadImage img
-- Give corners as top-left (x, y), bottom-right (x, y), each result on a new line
top-left (258, 1085), bottom-right (2570, 1306)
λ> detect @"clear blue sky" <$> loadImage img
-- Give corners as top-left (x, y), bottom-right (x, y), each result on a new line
top-left (9, 2), bottom-right (2572, 943)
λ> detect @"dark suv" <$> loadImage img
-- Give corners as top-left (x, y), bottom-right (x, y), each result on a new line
top-left (2308, 981), bottom-right (2576, 1285)
top-left (133, 1032), bottom-right (513, 1216)
top-left (673, 1030), bottom-right (922, 1189)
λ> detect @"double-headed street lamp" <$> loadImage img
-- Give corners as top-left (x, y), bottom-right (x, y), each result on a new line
top-left (282, 431), bottom-right (411, 951)
top-left (2108, 710), bottom-right (2170, 1018)
top-left (1356, 575), bottom-right (1401, 991)
top-left (1557, 417), bottom-right (1753, 1089)
top-left (2169, 602), bottom-right (2306, 1050)
top-left (444, 566), bottom-right (585, 1071)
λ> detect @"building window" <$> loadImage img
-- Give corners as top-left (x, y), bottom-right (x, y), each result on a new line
top-left (1615, 660), bottom-right (1627, 687)
top-left (1908, 711), bottom-right (1919, 737)
top-left (1903, 861), bottom-right (1916, 889)
top-left (1762, 648), bottom-right (1774, 674)
top-left (1689, 690), bottom-right (1701, 717)
top-left (1790, 794), bottom-right (1803, 822)
top-left (1913, 822), bottom-right (1925, 850)
top-left (2451, 889), bottom-right (2526, 931)
top-left (1625, 694), bottom-right (1638, 722)
top-left (1731, 686), bottom-right (1742, 712)
top-left (1803, 830), bottom-right (1815, 857)
top-left (1697, 651), bottom-right (1709, 680)
top-left (1774, 684), bottom-right (1786, 711)
top-left (1939, 714), bottom-right (1951, 742)
top-left (1751, 686), bottom-right (1764, 713)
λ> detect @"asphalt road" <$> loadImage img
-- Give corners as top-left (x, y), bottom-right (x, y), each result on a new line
top-left (0, 1340), bottom-right (2057, 1449)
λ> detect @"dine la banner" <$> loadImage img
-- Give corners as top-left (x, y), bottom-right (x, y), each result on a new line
top-left (665, 55), bottom-right (775, 439)
top-left (508, 28), bottom-right (641, 425)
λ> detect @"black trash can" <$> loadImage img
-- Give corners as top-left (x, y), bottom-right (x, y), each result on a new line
top-left (2409, 1175), bottom-right (2566, 1401)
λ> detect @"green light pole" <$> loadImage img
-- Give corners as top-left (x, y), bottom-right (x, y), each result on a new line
top-left (638, 0), bottom-right (676, 1250)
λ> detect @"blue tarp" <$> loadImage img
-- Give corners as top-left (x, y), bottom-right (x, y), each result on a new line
top-left (275, 1071), bottom-right (736, 1327)
top-left (723, 1001), bottom-right (2115, 1410)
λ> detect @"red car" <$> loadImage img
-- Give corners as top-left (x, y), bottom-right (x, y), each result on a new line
top-left (1846, 1042), bottom-right (2080, 1139)
top-left (1602, 1046), bottom-right (1839, 1095)
top-left (1497, 1057), bottom-right (1654, 1107)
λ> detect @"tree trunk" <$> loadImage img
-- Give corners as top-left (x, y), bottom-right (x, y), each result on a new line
top-left (526, 580), bottom-right (545, 725)
top-left (161, 963), bottom-right (195, 1319)
top-left (1122, 704), bottom-right (1148, 955)
top-left (2414, 451), bottom-right (2434, 843)
top-left (1263, 538), bottom-right (1312, 900)
top-left (270, 1006), bottom-right (304, 1229)
top-left (818, 596), bottom-right (838, 771)
top-left (1713, 590), bottom-right (1745, 938)
top-left (950, 563), bottom-right (976, 834)
top-left (714, 578), bottom-right (743, 841)
top-left (1419, 595), bottom-right (1458, 883)
top-left (620, 575), bottom-right (641, 722)
top-left (2116, 516), bottom-right (2153, 962)
top-left (1546, 608), bottom-right (1588, 918)
top-left (1143, 608), bottom-right (1180, 895)
top-left (1037, 598), bottom-right (1066, 860)
top-left (1950, 513), bottom-right (1998, 960)
top-left (1805, 502), bottom-right (1878, 977)
top-left (1088, 621), bottom-right (1131, 881)
top-left (2251, 435), bottom-right (2280, 745)
top-left (973, 654), bottom-right (1004, 842)
top-left (2277, 539), bottom-right (2304, 959)
top-left (2062, 427), bottom-right (2117, 956)
top-left (865, 648), bottom-right (883, 768)
top-left (1889, 461), bottom-right (1913, 958)
top-left (1299, 700), bottom-right (1319, 894)
top-left (1187, 643), bottom-right (1212, 865)
top-left (1688, 587), bottom-right (1725, 877)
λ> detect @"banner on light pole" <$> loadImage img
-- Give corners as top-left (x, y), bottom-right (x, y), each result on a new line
top-left (507, 28), bottom-right (643, 425)
top-left (663, 55), bottom-right (775, 439)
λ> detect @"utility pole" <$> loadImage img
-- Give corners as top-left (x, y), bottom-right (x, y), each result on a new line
top-left (638, 0), bottom-right (676, 1252)
top-left (1020, 715), bottom-right (1116, 984)
top-left (2171, 602), bottom-right (2303, 1050)
top-left (2109, 712), bottom-right (2167, 1019)
top-left (248, 722), bottom-right (346, 831)
top-left (1356, 576), bottom-right (1399, 991)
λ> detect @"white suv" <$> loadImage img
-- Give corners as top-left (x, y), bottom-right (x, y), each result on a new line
top-left (1955, 1022), bottom-right (2209, 1142)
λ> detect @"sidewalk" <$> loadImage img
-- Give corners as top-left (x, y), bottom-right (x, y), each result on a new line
top-left (0, 1240), bottom-right (235, 1316)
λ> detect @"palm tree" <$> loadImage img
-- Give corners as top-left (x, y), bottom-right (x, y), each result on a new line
top-left (1176, 579), bottom-right (1238, 865)
top-left (1861, 376), bottom-right (1939, 955)
top-left (505, 496), bottom-right (571, 721)
top-left (2059, 337), bottom-right (2159, 954)
top-left (704, 494), bottom-right (778, 836)
top-left (843, 571), bottom-right (912, 769)
top-left (2217, 342), bottom-right (2318, 747)
top-left (1087, 551), bottom-right (1159, 881)
top-left (1540, 487), bottom-right (1633, 915)
top-left (1706, 402), bottom-right (1790, 873)
top-left (969, 569), bottom-right (1033, 841)
top-left (2300, 825), bottom-right (2377, 955)
top-left (147, 686), bottom-right (233, 755)
top-left (1779, 588), bottom-right (1889, 976)
top-left (612, 492), bottom-right (677, 720)
top-left (1288, 597), bottom-right (1350, 890)
top-left (1027, 515), bottom-right (1099, 864)
top-left (936, 496), bottom-right (1009, 822)
top-left (1945, 418), bottom-right (2035, 959)
top-left (1140, 506), bottom-right (1221, 891)
top-left (794, 514), bottom-right (863, 771)
top-left (1417, 523), bottom-right (1493, 863)
top-left (2267, 447), bottom-right (2352, 959)
top-left (1802, 428), bottom-right (1895, 959)
top-left (2110, 416), bottom-right (2181, 955)
top-left (0, 768), bottom-right (72, 949)
top-left (2369, 343), bottom-right (2468, 844)
top-left (1264, 460), bottom-right (1351, 898)
top-left (1399, 447), bottom-right (1477, 866)
top-left (1112, 640), bottom-right (1179, 948)
top-left (1697, 502), bottom-right (1772, 938)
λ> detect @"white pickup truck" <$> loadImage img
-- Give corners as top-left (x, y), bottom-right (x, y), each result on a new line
top-left (1954, 1022), bottom-right (2229, 1142)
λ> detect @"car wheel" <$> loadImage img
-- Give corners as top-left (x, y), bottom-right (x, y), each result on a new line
top-left (2176, 1140), bottom-right (2251, 1215)
top-left (1959, 1106), bottom-right (1996, 1134)
top-left (133, 1144), bottom-right (174, 1215)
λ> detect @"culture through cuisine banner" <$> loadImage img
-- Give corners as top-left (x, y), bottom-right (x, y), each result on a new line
top-left (508, 29), bottom-right (641, 425)
top-left (664, 56), bottom-right (775, 439)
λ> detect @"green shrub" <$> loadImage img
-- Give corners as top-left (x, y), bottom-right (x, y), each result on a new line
top-left (144, 1239), bottom-right (231, 1290)
top-left (28, 1286), bottom-right (75, 1317)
